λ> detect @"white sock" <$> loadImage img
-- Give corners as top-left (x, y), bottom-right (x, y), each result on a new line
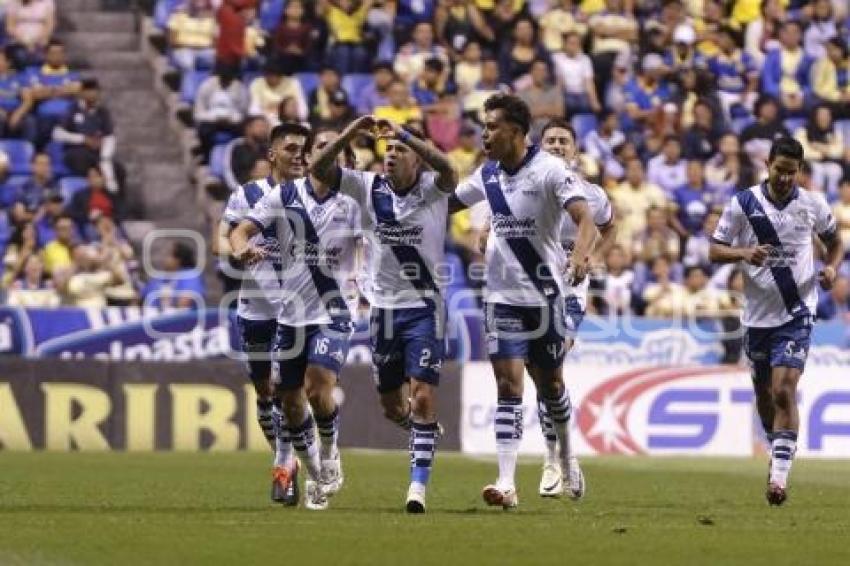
top-left (273, 410), bottom-right (292, 468)
top-left (544, 388), bottom-right (573, 471)
top-left (537, 397), bottom-right (558, 466)
top-left (770, 430), bottom-right (797, 488)
top-left (315, 406), bottom-right (340, 461)
top-left (290, 413), bottom-right (322, 481)
top-left (495, 397), bottom-right (523, 490)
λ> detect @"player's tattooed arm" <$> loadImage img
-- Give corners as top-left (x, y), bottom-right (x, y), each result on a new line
top-left (565, 198), bottom-right (598, 285)
top-left (709, 240), bottom-right (772, 266)
top-left (229, 220), bottom-right (265, 265)
top-left (377, 118), bottom-right (458, 193)
top-left (592, 220), bottom-right (617, 265)
top-left (310, 115), bottom-right (377, 187)
top-left (818, 229), bottom-right (843, 290)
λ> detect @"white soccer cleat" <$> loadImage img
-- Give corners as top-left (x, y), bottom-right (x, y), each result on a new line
top-left (320, 453), bottom-right (344, 496)
top-left (405, 482), bottom-right (427, 514)
top-left (565, 457), bottom-right (586, 500)
top-left (482, 484), bottom-right (518, 509)
top-left (304, 479), bottom-right (329, 511)
top-left (539, 462), bottom-right (563, 497)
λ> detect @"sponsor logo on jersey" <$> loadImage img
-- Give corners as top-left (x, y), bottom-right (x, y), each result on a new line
top-left (375, 223), bottom-right (423, 245)
top-left (491, 213), bottom-right (537, 238)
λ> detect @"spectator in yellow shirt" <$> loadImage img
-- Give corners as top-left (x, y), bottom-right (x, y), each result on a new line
top-left (810, 36), bottom-right (850, 119)
top-left (609, 158), bottom-right (668, 248)
top-left (42, 214), bottom-right (76, 277)
top-left (248, 61), bottom-right (307, 125)
top-left (373, 80), bottom-right (422, 155)
top-left (833, 180), bottom-right (850, 257)
top-left (320, 0), bottom-right (372, 74)
top-left (167, 0), bottom-right (216, 73)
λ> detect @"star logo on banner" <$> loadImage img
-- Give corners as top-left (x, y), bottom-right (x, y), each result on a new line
top-left (584, 394), bottom-right (629, 452)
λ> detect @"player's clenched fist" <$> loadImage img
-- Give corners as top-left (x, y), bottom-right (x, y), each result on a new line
top-left (743, 244), bottom-right (772, 266)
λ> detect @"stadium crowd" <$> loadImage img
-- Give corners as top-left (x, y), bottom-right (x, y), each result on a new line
top-left (2, 0), bottom-right (850, 323)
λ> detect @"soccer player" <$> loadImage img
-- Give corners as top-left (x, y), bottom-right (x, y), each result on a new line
top-left (452, 94), bottom-right (598, 509)
top-left (230, 129), bottom-right (361, 511)
top-left (709, 137), bottom-right (843, 505)
top-left (218, 121), bottom-right (309, 505)
top-left (309, 115), bottom-right (457, 513)
top-left (535, 118), bottom-right (616, 499)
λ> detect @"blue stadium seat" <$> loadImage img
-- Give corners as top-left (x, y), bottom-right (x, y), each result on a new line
top-left (0, 139), bottom-right (35, 175)
top-left (36, 98), bottom-right (74, 118)
top-left (342, 73), bottom-right (374, 106)
top-left (783, 118), bottom-right (806, 134)
top-left (180, 70), bottom-right (211, 104)
top-left (571, 113), bottom-right (598, 145)
top-left (0, 211), bottom-right (10, 259)
top-left (295, 72), bottom-right (320, 97)
top-left (45, 141), bottom-right (70, 177)
top-left (59, 176), bottom-right (89, 204)
top-left (154, 0), bottom-right (183, 31)
top-left (209, 144), bottom-right (228, 179)
top-left (731, 116), bottom-right (754, 135)
top-left (835, 120), bottom-right (850, 144)
top-left (0, 175), bottom-right (29, 208)
top-left (260, 0), bottom-right (285, 32)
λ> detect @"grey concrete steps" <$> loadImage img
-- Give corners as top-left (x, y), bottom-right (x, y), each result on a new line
top-left (94, 69), bottom-right (154, 91)
top-left (85, 51), bottom-right (148, 70)
top-left (60, 0), bottom-right (102, 10)
top-left (65, 11), bottom-right (136, 33)
top-left (64, 31), bottom-right (139, 53)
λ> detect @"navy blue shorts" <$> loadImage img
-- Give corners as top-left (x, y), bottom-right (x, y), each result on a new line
top-left (370, 303), bottom-right (445, 393)
top-left (236, 316), bottom-right (277, 383)
top-left (272, 322), bottom-right (352, 390)
top-left (485, 297), bottom-right (569, 370)
top-left (744, 316), bottom-right (813, 380)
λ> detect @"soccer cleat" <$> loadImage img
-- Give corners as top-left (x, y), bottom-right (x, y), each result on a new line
top-left (320, 453), bottom-right (344, 496)
top-left (482, 484), bottom-right (518, 509)
top-left (405, 482), bottom-right (427, 514)
top-left (565, 457), bottom-right (586, 500)
top-left (271, 460), bottom-right (300, 506)
top-left (305, 479), bottom-right (329, 510)
top-left (766, 482), bottom-right (787, 506)
top-left (538, 462), bottom-right (563, 497)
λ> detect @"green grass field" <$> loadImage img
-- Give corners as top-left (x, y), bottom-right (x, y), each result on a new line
top-left (1, 452), bottom-right (849, 565)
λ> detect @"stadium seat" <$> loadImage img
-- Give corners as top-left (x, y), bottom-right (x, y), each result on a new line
top-left (0, 139), bottom-right (35, 175)
top-left (259, 0), bottom-right (285, 32)
top-left (783, 118), bottom-right (806, 134)
top-left (342, 73), bottom-right (374, 105)
top-left (571, 113), bottom-right (598, 146)
top-left (154, 0), bottom-right (182, 31)
top-left (59, 176), bottom-right (89, 204)
top-left (36, 98), bottom-right (74, 118)
top-left (835, 120), bottom-right (850, 144)
top-left (0, 210), bottom-right (10, 259)
top-left (731, 116), bottom-right (754, 135)
top-left (45, 141), bottom-right (70, 178)
top-left (209, 144), bottom-right (228, 180)
top-left (0, 175), bottom-right (29, 208)
top-left (295, 72), bottom-right (320, 97)
top-left (180, 70), bottom-right (211, 104)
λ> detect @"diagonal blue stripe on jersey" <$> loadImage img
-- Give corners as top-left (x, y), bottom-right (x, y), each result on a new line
top-left (481, 159), bottom-right (559, 299)
top-left (283, 181), bottom-right (351, 324)
top-left (735, 189), bottom-right (810, 319)
top-left (370, 176), bottom-right (439, 294)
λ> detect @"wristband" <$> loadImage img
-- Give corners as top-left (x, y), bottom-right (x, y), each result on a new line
top-left (397, 129), bottom-right (412, 144)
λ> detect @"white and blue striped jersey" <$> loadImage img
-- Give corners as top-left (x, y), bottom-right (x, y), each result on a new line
top-left (712, 183), bottom-right (837, 328)
top-left (454, 146), bottom-right (588, 306)
top-left (337, 169), bottom-right (449, 309)
top-left (247, 177), bottom-right (361, 326)
top-left (560, 180), bottom-right (613, 310)
top-left (222, 177), bottom-right (282, 321)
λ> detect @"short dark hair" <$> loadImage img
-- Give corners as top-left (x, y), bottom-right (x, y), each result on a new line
top-left (172, 241), bottom-right (196, 270)
top-left (483, 93), bottom-right (531, 135)
top-left (540, 118), bottom-right (576, 142)
top-left (270, 121), bottom-right (311, 145)
top-left (768, 137), bottom-right (804, 163)
top-left (53, 213), bottom-right (74, 227)
top-left (423, 57), bottom-right (444, 74)
top-left (46, 39), bottom-right (64, 50)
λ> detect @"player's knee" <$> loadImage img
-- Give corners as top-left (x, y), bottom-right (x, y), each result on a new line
top-left (771, 380), bottom-right (796, 412)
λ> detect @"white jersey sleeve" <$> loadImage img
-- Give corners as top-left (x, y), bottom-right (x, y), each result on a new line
top-left (454, 164), bottom-right (486, 207)
top-left (712, 197), bottom-right (744, 245)
top-left (549, 162), bottom-right (587, 209)
top-left (222, 189), bottom-right (249, 227)
top-left (812, 193), bottom-right (838, 238)
top-left (338, 167), bottom-right (373, 204)
top-left (246, 186), bottom-right (285, 230)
